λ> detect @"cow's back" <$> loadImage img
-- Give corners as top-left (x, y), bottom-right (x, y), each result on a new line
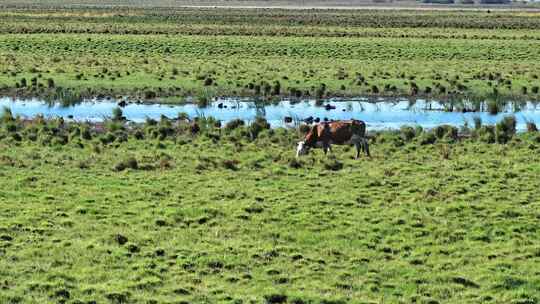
top-left (317, 120), bottom-right (364, 144)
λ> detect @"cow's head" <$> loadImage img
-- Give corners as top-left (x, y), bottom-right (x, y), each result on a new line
top-left (296, 140), bottom-right (310, 157)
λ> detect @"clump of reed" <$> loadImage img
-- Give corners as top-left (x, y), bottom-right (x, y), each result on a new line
top-left (495, 115), bottom-right (516, 144)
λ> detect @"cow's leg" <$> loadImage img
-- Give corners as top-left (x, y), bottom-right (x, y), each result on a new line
top-left (323, 141), bottom-right (331, 155)
top-left (354, 141), bottom-right (361, 159)
top-left (363, 138), bottom-right (371, 157)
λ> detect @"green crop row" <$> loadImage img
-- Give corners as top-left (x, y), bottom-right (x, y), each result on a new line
top-left (2, 7), bottom-right (540, 30)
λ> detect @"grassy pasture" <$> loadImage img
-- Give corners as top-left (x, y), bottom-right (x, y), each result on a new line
top-left (0, 8), bottom-right (540, 101)
top-left (2, 7), bottom-right (540, 302)
top-left (2, 0), bottom-right (540, 9)
top-left (1, 113), bottom-right (540, 303)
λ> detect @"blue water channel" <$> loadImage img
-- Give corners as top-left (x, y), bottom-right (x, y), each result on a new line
top-left (1, 97), bottom-right (540, 131)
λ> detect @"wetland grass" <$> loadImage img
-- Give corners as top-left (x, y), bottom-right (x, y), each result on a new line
top-left (1, 114), bottom-right (540, 303)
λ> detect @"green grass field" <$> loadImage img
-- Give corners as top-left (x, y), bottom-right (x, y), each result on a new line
top-left (1, 112), bottom-right (540, 303)
top-left (2, 5), bottom-right (540, 304)
top-left (1, 8), bottom-right (540, 102)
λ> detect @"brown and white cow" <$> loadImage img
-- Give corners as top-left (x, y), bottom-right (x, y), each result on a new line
top-left (296, 120), bottom-right (370, 159)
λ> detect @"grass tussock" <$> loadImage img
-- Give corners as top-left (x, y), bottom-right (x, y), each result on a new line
top-left (113, 157), bottom-right (138, 171)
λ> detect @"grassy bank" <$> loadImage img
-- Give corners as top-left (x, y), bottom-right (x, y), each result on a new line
top-left (1, 110), bottom-right (540, 303)
top-left (0, 8), bottom-right (540, 102)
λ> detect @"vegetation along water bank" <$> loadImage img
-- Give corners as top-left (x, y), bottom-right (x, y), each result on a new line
top-left (0, 8), bottom-right (540, 102)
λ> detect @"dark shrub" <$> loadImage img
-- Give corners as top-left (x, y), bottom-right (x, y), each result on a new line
top-left (27, 132), bottom-right (38, 141)
top-left (190, 121), bottom-right (200, 134)
top-left (264, 294), bottom-right (287, 304)
top-left (222, 159), bottom-right (239, 170)
top-left (495, 116), bottom-right (516, 144)
top-left (410, 83), bottom-right (418, 95)
top-left (324, 159), bottom-right (343, 171)
top-left (100, 132), bottom-right (116, 145)
top-left (400, 126), bottom-right (416, 141)
top-left (112, 107), bottom-right (124, 121)
top-left (263, 82), bottom-right (272, 95)
top-left (81, 127), bottom-right (92, 140)
top-left (145, 117), bottom-right (158, 126)
top-left (159, 157), bottom-right (173, 169)
top-left (434, 126), bottom-right (446, 139)
top-left (392, 137), bottom-right (405, 147)
top-left (133, 129), bottom-right (144, 140)
top-left (315, 84), bottom-right (326, 99)
top-left (70, 125), bottom-right (81, 137)
top-left (47, 78), bottom-right (55, 88)
top-left (196, 95), bottom-right (209, 108)
top-left (433, 125), bottom-right (457, 141)
top-left (105, 292), bottom-right (129, 303)
top-left (288, 158), bottom-right (303, 169)
top-left (177, 112), bottom-right (189, 121)
top-left (438, 85), bottom-right (446, 94)
top-left (249, 116), bottom-right (270, 139)
top-left (487, 99), bottom-right (501, 115)
top-left (289, 87), bottom-right (302, 98)
top-left (272, 81), bottom-right (281, 95)
top-left (444, 126), bottom-right (459, 141)
top-left (11, 133), bottom-right (22, 141)
top-left (144, 90), bottom-right (156, 99)
top-left (114, 131), bottom-right (128, 143)
top-left (115, 234), bottom-right (128, 245)
top-left (225, 119), bottom-right (245, 131)
top-left (52, 135), bottom-right (68, 146)
top-left (54, 289), bottom-right (70, 299)
top-left (106, 121), bottom-right (123, 132)
top-left (1, 106), bottom-right (14, 123)
top-left (526, 122), bottom-right (538, 132)
top-left (157, 126), bottom-right (174, 140)
top-left (5, 122), bottom-right (17, 132)
top-left (478, 125), bottom-right (496, 143)
top-left (419, 132), bottom-right (437, 145)
top-left (146, 127), bottom-right (159, 139)
top-left (114, 157), bottom-right (138, 171)
top-left (473, 117), bottom-right (482, 130)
